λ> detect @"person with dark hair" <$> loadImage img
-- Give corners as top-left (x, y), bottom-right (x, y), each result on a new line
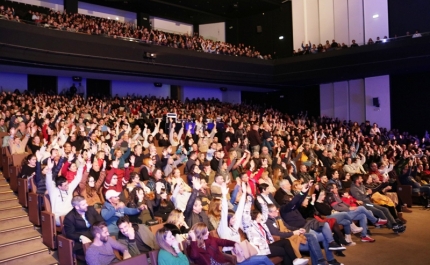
top-left (255, 182), bottom-right (279, 213)
top-left (46, 155), bottom-right (85, 225)
top-left (278, 181), bottom-right (345, 265)
top-left (156, 227), bottom-right (190, 265)
top-left (184, 177), bottom-right (214, 231)
top-left (126, 186), bottom-right (155, 224)
top-left (19, 154), bottom-right (37, 179)
top-left (86, 221), bottom-right (131, 265)
top-left (63, 196), bottom-right (104, 256)
top-left (217, 182), bottom-right (273, 265)
top-left (116, 216), bottom-right (159, 256)
top-left (350, 174), bottom-right (404, 232)
top-left (242, 195), bottom-right (308, 265)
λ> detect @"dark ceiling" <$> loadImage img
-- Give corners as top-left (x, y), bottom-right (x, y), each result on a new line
top-left (83, 0), bottom-right (285, 24)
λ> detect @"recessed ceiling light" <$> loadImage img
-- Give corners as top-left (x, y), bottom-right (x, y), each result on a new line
top-left (373, 14), bottom-right (379, 18)
top-left (279, 36), bottom-right (284, 40)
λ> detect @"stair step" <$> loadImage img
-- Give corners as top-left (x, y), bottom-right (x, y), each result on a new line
top-left (0, 238), bottom-right (50, 263)
top-left (0, 198), bottom-right (20, 210)
top-left (0, 215), bottom-right (32, 231)
top-left (0, 230), bottom-right (41, 248)
top-left (0, 250), bottom-right (58, 265)
top-left (0, 192), bottom-right (15, 200)
top-left (0, 186), bottom-right (11, 192)
top-left (0, 208), bottom-right (27, 221)
top-left (0, 225), bottom-right (35, 238)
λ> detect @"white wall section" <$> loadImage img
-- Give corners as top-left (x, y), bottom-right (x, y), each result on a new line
top-left (199, 22), bottom-right (225, 42)
top-left (13, 0), bottom-right (63, 11)
top-left (78, 2), bottom-right (136, 23)
top-left (151, 17), bottom-right (193, 35)
top-left (292, 0), bottom-right (387, 48)
top-left (320, 75), bottom-right (390, 129)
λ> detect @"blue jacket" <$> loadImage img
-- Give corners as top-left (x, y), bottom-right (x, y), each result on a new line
top-left (101, 201), bottom-right (140, 236)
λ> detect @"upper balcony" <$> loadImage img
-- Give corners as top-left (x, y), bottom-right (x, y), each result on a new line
top-left (1, 18), bottom-right (430, 89)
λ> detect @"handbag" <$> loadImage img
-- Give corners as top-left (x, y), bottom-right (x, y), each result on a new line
top-left (232, 240), bottom-right (258, 263)
top-left (145, 219), bottom-right (159, 226)
top-left (314, 215), bottom-right (337, 230)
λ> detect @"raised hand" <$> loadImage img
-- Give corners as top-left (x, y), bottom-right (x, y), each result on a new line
top-left (221, 182), bottom-right (229, 195)
top-left (129, 155), bottom-right (135, 165)
top-left (47, 158), bottom-right (54, 170)
top-left (192, 177), bottom-right (202, 190)
top-left (86, 160), bottom-right (92, 170)
top-left (35, 150), bottom-right (42, 161)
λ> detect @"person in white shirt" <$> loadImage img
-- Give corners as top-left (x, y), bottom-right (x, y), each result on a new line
top-left (46, 155), bottom-right (85, 225)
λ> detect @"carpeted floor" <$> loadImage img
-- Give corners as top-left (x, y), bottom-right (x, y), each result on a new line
top-left (331, 206), bottom-right (430, 265)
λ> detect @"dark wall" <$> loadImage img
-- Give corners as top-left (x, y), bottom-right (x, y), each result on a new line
top-left (242, 85), bottom-right (320, 118)
top-left (226, 4), bottom-right (293, 59)
top-left (64, 0), bottom-right (78, 14)
top-left (28, 75), bottom-right (57, 94)
top-left (388, 0), bottom-right (430, 37)
top-left (391, 72), bottom-right (430, 136)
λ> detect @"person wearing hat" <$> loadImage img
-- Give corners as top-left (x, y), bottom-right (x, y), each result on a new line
top-left (101, 189), bottom-right (144, 237)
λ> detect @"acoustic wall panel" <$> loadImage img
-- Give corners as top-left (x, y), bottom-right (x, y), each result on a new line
top-left (348, 0), bottom-right (364, 45)
top-left (292, 0), bottom-right (306, 50)
top-left (364, 75), bottom-right (391, 129)
top-left (320, 83), bottom-right (334, 118)
top-left (319, 0), bottom-right (335, 44)
top-left (348, 79), bottom-right (365, 123)
top-left (333, 0), bottom-right (349, 45)
top-left (304, 0), bottom-right (320, 46)
top-left (333, 81), bottom-right (349, 121)
top-left (363, 0), bottom-right (389, 42)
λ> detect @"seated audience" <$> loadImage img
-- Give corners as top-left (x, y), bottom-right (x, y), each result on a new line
top-left (85, 221), bottom-right (131, 265)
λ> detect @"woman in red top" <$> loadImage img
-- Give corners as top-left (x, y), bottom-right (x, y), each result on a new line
top-left (187, 222), bottom-right (237, 265)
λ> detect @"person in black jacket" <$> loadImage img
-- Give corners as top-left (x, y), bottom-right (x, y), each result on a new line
top-left (255, 183), bottom-right (279, 213)
top-left (63, 196), bottom-right (104, 256)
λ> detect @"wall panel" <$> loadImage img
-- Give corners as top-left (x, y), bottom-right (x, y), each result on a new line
top-left (320, 83), bottom-right (334, 118)
top-left (348, 79), bottom-right (365, 123)
top-left (111, 81), bottom-right (170, 98)
top-left (199, 22), bottom-right (225, 42)
top-left (348, 0), bottom-right (364, 45)
top-left (0, 72), bottom-right (27, 92)
top-left (333, 0), bottom-right (349, 45)
top-left (182, 87), bottom-right (222, 101)
top-left (333, 81), bottom-right (349, 121)
top-left (152, 17), bottom-right (193, 34)
top-left (78, 2), bottom-right (136, 23)
top-left (292, 0), bottom-right (306, 50)
top-left (319, 0), bottom-right (335, 44)
top-left (363, 0), bottom-right (388, 42)
top-left (364, 75), bottom-right (390, 129)
top-left (304, 0), bottom-right (320, 46)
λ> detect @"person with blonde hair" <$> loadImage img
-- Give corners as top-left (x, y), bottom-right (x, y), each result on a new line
top-left (207, 197), bottom-right (222, 230)
top-left (156, 227), bottom-right (190, 265)
top-left (187, 222), bottom-right (237, 265)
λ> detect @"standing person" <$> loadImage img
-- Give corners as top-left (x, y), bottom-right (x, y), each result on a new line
top-left (85, 221), bottom-right (131, 265)
top-left (46, 155), bottom-right (84, 225)
top-left (156, 227), bottom-right (190, 265)
top-left (247, 124), bottom-right (262, 154)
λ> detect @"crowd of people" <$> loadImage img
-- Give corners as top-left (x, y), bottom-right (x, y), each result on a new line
top-left (0, 2), bottom-right (272, 60)
top-left (1, 88), bottom-right (428, 265)
top-left (294, 30), bottom-right (424, 56)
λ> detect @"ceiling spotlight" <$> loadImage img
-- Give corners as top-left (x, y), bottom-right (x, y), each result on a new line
top-left (373, 14), bottom-right (379, 18)
top-left (229, 26), bottom-right (233, 29)
top-left (279, 36), bottom-right (284, 40)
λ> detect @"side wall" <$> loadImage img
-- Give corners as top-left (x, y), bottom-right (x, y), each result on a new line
top-left (320, 75), bottom-right (389, 129)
